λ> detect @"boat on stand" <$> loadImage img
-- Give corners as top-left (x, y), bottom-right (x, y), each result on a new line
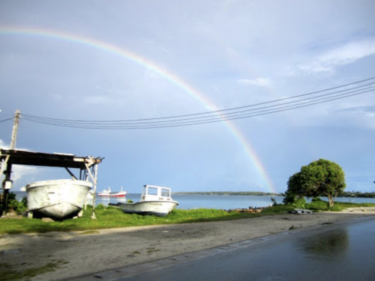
top-left (110, 185), bottom-right (178, 217)
top-left (0, 135), bottom-right (103, 220)
top-left (27, 179), bottom-right (93, 219)
top-left (98, 186), bottom-right (127, 198)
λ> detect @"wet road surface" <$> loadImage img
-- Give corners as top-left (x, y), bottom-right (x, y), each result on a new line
top-left (73, 217), bottom-right (375, 281)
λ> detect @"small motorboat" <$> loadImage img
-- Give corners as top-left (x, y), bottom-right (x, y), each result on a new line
top-left (26, 179), bottom-right (92, 219)
top-left (111, 185), bottom-right (178, 217)
top-left (98, 186), bottom-right (127, 198)
top-left (288, 208), bottom-right (313, 214)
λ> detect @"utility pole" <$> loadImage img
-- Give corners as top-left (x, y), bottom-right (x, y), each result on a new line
top-left (10, 110), bottom-right (20, 149)
top-left (1, 110), bottom-right (20, 216)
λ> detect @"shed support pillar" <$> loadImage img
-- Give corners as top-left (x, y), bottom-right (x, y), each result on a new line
top-left (1, 162), bottom-right (13, 217)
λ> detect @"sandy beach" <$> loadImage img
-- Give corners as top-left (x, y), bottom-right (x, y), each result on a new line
top-left (1, 208), bottom-right (375, 281)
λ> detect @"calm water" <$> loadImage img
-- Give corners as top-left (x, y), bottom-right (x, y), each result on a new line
top-left (12, 191), bottom-right (375, 210)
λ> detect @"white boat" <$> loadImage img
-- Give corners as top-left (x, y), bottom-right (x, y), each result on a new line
top-left (113, 185), bottom-right (178, 217)
top-left (86, 189), bottom-right (94, 199)
top-left (98, 186), bottom-right (127, 198)
top-left (85, 189), bottom-right (95, 206)
top-left (288, 208), bottom-right (313, 214)
top-left (26, 179), bottom-right (92, 219)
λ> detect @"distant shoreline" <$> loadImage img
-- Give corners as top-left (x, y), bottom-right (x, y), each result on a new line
top-left (173, 192), bottom-right (282, 196)
top-left (173, 191), bottom-right (375, 198)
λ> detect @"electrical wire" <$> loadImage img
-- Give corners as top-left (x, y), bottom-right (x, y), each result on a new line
top-left (24, 83), bottom-right (373, 125)
top-left (17, 76), bottom-right (375, 130)
top-left (22, 83), bottom-right (375, 129)
top-left (22, 76), bottom-right (375, 123)
top-left (23, 89), bottom-right (374, 130)
top-left (0, 117), bottom-right (13, 123)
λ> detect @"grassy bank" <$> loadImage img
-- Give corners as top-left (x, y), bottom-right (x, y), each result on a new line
top-left (0, 205), bottom-right (268, 234)
top-left (1, 202), bottom-right (374, 235)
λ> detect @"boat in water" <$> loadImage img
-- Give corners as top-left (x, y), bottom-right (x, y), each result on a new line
top-left (111, 185), bottom-right (178, 217)
top-left (26, 179), bottom-right (92, 219)
top-left (98, 186), bottom-right (127, 198)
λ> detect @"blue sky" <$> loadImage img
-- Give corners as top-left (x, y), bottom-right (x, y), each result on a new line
top-left (0, 0), bottom-right (374, 194)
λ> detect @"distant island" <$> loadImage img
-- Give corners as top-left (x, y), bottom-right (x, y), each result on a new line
top-left (338, 191), bottom-right (375, 198)
top-left (173, 191), bottom-right (281, 196)
top-left (173, 191), bottom-right (375, 198)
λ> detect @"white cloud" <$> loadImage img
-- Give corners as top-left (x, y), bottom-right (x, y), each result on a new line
top-left (237, 78), bottom-right (272, 87)
top-left (0, 139), bottom-right (38, 189)
top-left (96, 85), bottom-right (124, 95)
top-left (298, 62), bottom-right (334, 74)
top-left (48, 92), bottom-right (63, 100)
top-left (341, 105), bottom-right (375, 124)
top-left (0, 139), bottom-right (9, 149)
top-left (12, 166), bottom-right (38, 186)
top-left (83, 95), bottom-right (112, 104)
top-left (298, 39), bottom-right (375, 74)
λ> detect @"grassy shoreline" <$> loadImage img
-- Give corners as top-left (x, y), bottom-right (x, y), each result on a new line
top-left (1, 202), bottom-right (375, 235)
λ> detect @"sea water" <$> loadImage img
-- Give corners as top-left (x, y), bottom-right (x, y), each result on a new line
top-left (11, 191), bottom-right (375, 210)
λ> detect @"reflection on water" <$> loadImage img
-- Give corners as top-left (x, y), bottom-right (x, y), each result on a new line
top-left (298, 229), bottom-right (349, 258)
top-left (95, 196), bottom-right (128, 206)
top-left (12, 191), bottom-right (375, 210)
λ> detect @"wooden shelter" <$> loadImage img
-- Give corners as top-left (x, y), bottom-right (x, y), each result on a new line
top-left (0, 149), bottom-right (103, 217)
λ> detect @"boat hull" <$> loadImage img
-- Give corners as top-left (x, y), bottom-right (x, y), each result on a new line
top-left (98, 192), bottom-right (126, 198)
top-left (26, 179), bottom-right (92, 219)
top-left (119, 201), bottom-right (178, 217)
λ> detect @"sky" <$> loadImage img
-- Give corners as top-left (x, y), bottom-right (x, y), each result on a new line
top-left (0, 0), bottom-right (374, 194)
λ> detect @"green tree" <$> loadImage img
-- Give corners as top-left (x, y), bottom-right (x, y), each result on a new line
top-left (5, 192), bottom-right (27, 214)
top-left (285, 159), bottom-right (346, 207)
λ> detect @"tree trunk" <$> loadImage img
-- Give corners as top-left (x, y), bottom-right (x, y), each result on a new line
top-left (327, 196), bottom-right (334, 207)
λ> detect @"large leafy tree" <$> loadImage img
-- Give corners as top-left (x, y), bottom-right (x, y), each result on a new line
top-left (285, 159), bottom-right (346, 207)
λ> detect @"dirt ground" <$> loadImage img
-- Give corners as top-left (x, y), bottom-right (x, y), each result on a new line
top-left (1, 208), bottom-right (375, 280)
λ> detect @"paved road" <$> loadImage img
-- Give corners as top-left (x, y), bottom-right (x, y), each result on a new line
top-left (72, 217), bottom-right (375, 281)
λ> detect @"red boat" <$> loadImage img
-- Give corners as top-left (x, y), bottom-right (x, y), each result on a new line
top-left (98, 187), bottom-right (127, 198)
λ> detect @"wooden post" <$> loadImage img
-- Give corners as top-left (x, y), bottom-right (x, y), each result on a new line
top-left (91, 164), bottom-right (99, 219)
top-left (85, 160), bottom-right (98, 219)
top-left (1, 110), bottom-right (20, 216)
top-left (1, 163), bottom-right (13, 216)
top-left (10, 110), bottom-right (20, 150)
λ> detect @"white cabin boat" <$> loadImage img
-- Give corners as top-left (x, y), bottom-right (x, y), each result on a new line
top-left (26, 179), bottom-right (92, 219)
top-left (98, 186), bottom-right (127, 198)
top-left (113, 185), bottom-right (178, 217)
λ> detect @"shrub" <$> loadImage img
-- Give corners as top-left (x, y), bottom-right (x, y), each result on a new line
top-left (328, 205), bottom-right (342, 211)
top-left (293, 197), bottom-right (306, 209)
top-left (283, 192), bottom-right (297, 205)
top-left (270, 197), bottom-right (278, 206)
top-left (6, 193), bottom-right (27, 214)
top-left (95, 204), bottom-right (105, 211)
top-left (306, 197), bottom-right (328, 210)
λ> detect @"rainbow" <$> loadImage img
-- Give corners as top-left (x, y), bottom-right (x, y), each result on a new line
top-left (0, 25), bottom-right (276, 193)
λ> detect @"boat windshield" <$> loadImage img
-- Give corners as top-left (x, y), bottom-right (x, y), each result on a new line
top-left (161, 188), bottom-right (170, 197)
top-left (146, 186), bottom-right (158, 196)
top-left (143, 185), bottom-right (172, 199)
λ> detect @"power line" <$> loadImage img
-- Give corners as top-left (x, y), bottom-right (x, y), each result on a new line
top-left (23, 89), bottom-right (374, 130)
top-left (22, 76), bottom-right (375, 123)
top-left (0, 117), bottom-right (13, 123)
top-left (20, 76), bottom-right (375, 130)
top-left (22, 80), bottom-right (375, 129)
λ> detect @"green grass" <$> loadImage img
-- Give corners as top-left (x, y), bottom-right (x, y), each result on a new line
top-left (0, 206), bottom-right (269, 235)
top-left (0, 261), bottom-right (67, 281)
top-left (306, 199), bottom-right (375, 212)
top-left (1, 202), bottom-right (374, 235)
top-left (261, 204), bottom-right (295, 214)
